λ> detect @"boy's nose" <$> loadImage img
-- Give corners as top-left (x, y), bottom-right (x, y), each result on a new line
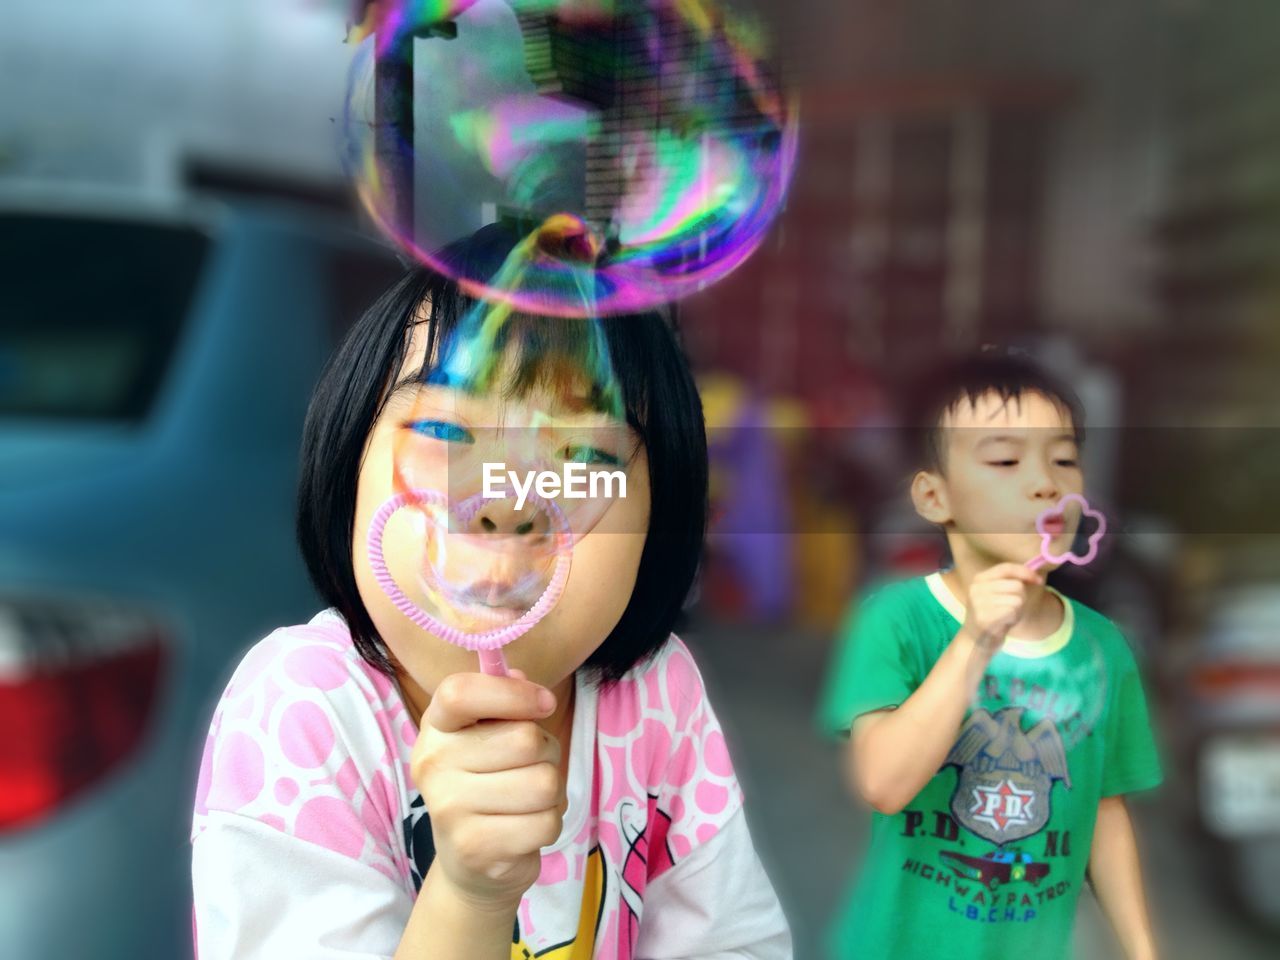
top-left (1029, 465), bottom-right (1059, 501)
top-left (1032, 484), bottom-right (1059, 503)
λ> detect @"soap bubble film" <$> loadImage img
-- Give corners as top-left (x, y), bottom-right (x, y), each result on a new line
top-left (342, 0), bottom-right (796, 316)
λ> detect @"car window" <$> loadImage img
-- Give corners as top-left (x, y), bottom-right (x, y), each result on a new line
top-left (0, 214), bottom-right (210, 422)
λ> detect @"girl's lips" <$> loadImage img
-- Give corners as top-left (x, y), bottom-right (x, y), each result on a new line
top-left (415, 572), bottom-right (544, 626)
top-left (458, 601), bottom-right (524, 623)
top-left (459, 579), bottom-right (540, 610)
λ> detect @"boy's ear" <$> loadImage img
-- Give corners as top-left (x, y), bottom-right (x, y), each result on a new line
top-left (911, 470), bottom-right (952, 525)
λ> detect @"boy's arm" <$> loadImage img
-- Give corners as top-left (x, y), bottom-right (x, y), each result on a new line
top-left (849, 626), bottom-right (990, 814)
top-left (1089, 796), bottom-right (1158, 960)
top-left (848, 563), bottom-right (1042, 814)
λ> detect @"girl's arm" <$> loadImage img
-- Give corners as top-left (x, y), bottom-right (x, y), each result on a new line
top-left (398, 670), bottom-right (565, 959)
top-left (1089, 796), bottom-right (1158, 960)
top-left (849, 564), bottom-right (1041, 814)
top-left (393, 865), bottom-right (515, 960)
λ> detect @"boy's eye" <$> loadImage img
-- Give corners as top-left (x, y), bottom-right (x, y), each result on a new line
top-left (987, 460), bottom-right (1018, 468)
top-left (561, 444), bottom-right (622, 466)
top-left (1055, 459), bottom-right (1080, 468)
top-left (409, 419), bottom-right (475, 444)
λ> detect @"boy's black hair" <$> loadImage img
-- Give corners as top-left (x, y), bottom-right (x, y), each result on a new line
top-left (903, 347), bottom-right (1086, 473)
top-left (296, 224), bottom-right (708, 685)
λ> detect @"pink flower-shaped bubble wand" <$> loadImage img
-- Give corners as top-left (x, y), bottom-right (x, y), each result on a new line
top-left (1026, 493), bottom-right (1107, 573)
top-left (366, 489), bottom-right (573, 677)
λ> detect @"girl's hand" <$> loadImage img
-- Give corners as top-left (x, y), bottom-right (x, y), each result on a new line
top-left (411, 670), bottom-right (565, 911)
top-left (961, 563), bottom-right (1045, 654)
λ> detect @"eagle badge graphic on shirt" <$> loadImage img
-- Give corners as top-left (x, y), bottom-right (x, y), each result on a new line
top-left (944, 707), bottom-right (1071, 844)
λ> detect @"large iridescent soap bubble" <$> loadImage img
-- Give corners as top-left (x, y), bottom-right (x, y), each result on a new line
top-left (343, 0), bottom-right (796, 317)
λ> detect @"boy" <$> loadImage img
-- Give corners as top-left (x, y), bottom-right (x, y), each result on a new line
top-left (818, 351), bottom-right (1162, 960)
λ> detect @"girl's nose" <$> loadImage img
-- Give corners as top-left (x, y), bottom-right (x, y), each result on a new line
top-left (468, 497), bottom-right (546, 536)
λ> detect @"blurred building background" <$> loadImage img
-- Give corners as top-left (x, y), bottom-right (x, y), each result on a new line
top-left (1, 1), bottom-right (1277, 958)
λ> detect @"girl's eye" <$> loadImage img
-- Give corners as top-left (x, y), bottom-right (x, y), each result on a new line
top-left (562, 445), bottom-right (622, 466)
top-left (1055, 459), bottom-right (1080, 468)
top-left (409, 420), bottom-right (475, 444)
top-left (987, 460), bottom-right (1018, 468)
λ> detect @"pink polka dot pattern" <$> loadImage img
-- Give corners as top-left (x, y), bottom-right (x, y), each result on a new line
top-left (284, 647), bottom-right (350, 691)
top-left (260, 814), bottom-right (286, 833)
top-left (704, 730), bottom-right (732, 778)
top-left (191, 616), bottom-right (749, 960)
top-left (597, 689), bottom-right (641, 738)
top-left (206, 732), bottom-right (264, 811)
top-left (274, 778), bottom-right (299, 805)
top-left (636, 720), bottom-right (671, 785)
top-left (668, 738), bottom-right (697, 788)
top-left (191, 616), bottom-right (416, 893)
top-left (295, 796), bottom-right (365, 859)
top-left (540, 850), bottom-right (569, 885)
top-left (360, 778), bottom-right (393, 849)
top-left (695, 781), bottom-right (729, 816)
top-left (335, 758), bottom-right (361, 800)
top-left (278, 701), bottom-right (335, 769)
top-left (594, 638), bottom-right (744, 885)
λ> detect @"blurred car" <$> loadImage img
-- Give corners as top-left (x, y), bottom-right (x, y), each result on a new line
top-left (939, 849), bottom-right (1051, 891)
top-left (1184, 574), bottom-right (1280, 928)
top-left (0, 188), bottom-right (401, 960)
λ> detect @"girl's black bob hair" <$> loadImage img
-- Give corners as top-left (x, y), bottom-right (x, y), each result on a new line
top-left (296, 224), bottom-right (708, 685)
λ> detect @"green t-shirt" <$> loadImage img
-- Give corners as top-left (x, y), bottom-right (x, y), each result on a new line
top-left (817, 573), bottom-right (1162, 960)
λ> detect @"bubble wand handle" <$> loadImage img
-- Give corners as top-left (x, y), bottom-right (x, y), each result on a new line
top-left (477, 649), bottom-right (510, 677)
top-left (366, 490), bottom-right (573, 678)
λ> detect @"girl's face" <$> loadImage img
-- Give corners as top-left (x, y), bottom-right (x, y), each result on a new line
top-left (352, 315), bottom-right (651, 697)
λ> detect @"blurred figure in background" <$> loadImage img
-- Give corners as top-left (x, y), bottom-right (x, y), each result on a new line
top-left (818, 351), bottom-right (1162, 960)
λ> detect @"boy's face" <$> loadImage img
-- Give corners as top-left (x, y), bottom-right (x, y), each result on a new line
top-left (912, 389), bottom-right (1083, 569)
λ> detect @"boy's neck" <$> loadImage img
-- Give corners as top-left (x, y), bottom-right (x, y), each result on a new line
top-left (940, 552), bottom-right (1064, 642)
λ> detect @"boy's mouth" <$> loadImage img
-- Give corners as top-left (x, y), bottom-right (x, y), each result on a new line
top-left (1039, 515), bottom-right (1067, 537)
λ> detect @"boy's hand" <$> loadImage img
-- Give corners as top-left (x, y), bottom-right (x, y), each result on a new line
top-left (410, 670), bottom-right (565, 911)
top-left (961, 564), bottom-right (1045, 654)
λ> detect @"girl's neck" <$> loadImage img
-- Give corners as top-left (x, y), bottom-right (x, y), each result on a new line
top-left (542, 674), bottom-right (576, 773)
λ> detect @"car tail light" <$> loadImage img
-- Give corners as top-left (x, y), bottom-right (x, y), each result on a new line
top-left (0, 596), bottom-right (168, 832)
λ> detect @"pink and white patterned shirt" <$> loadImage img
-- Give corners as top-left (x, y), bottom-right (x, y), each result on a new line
top-left (191, 611), bottom-right (791, 959)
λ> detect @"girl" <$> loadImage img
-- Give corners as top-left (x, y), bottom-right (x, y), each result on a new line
top-left (190, 226), bottom-right (792, 959)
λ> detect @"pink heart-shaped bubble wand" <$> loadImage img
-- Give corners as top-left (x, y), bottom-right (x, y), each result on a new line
top-left (366, 489), bottom-right (573, 677)
top-left (1026, 493), bottom-right (1107, 572)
